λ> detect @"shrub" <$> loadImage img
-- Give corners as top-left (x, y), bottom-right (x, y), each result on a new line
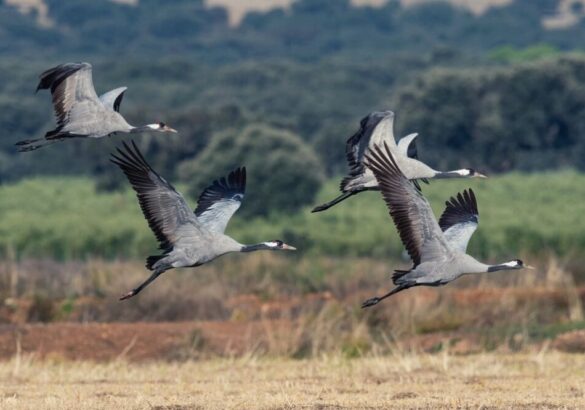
top-left (178, 124), bottom-right (325, 217)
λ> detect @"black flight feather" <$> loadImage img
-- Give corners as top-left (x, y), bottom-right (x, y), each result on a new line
top-left (195, 167), bottom-right (246, 217)
top-left (438, 189), bottom-right (479, 232)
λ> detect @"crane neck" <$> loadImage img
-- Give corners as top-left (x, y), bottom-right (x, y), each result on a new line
top-left (434, 169), bottom-right (471, 179)
top-left (487, 261), bottom-right (523, 272)
top-left (130, 125), bottom-right (156, 133)
top-left (240, 243), bottom-right (272, 252)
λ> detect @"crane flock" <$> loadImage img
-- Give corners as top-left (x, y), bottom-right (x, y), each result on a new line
top-left (16, 62), bottom-right (532, 306)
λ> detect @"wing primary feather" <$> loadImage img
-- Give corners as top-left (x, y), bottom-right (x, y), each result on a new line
top-left (195, 167), bottom-right (246, 216)
top-left (438, 188), bottom-right (479, 232)
top-left (364, 142), bottom-right (424, 266)
top-left (111, 141), bottom-right (196, 251)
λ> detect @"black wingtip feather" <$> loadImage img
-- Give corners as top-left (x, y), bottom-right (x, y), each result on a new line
top-left (438, 188), bottom-right (479, 232)
top-left (110, 140), bottom-right (180, 252)
top-left (113, 91), bottom-right (126, 112)
top-left (344, 112), bottom-right (392, 180)
top-left (364, 141), bottom-right (423, 267)
top-left (36, 62), bottom-right (88, 93)
top-left (194, 167), bottom-right (247, 217)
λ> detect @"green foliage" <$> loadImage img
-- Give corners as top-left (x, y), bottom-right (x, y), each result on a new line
top-left (489, 44), bottom-right (561, 63)
top-left (392, 56), bottom-right (585, 173)
top-left (4, 0), bottom-right (584, 61)
top-left (179, 124), bottom-right (325, 217)
top-left (1, 172), bottom-right (584, 261)
top-left (237, 171), bottom-right (585, 261)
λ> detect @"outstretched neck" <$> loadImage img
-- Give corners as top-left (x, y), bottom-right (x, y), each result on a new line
top-left (487, 262), bottom-right (518, 272)
top-left (240, 243), bottom-right (271, 252)
top-left (434, 169), bottom-right (470, 179)
top-left (130, 124), bottom-right (158, 133)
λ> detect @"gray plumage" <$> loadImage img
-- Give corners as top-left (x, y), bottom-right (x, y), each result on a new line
top-left (360, 142), bottom-right (532, 308)
top-left (111, 141), bottom-right (296, 301)
top-left (99, 86), bottom-right (127, 112)
top-left (16, 62), bottom-right (176, 152)
top-left (311, 111), bottom-right (486, 213)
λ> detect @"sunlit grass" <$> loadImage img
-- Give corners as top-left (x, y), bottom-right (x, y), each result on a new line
top-left (0, 352), bottom-right (583, 409)
top-left (0, 171), bottom-right (584, 260)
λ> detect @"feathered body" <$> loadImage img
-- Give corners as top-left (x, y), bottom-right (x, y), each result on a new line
top-left (360, 142), bottom-right (531, 308)
top-left (111, 142), bottom-right (295, 300)
top-left (312, 111), bottom-right (485, 212)
top-left (16, 62), bottom-right (176, 152)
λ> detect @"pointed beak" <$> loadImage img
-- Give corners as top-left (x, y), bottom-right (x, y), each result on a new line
top-left (164, 126), bottom-right (178, 133)
top-left (282, 244), bottom-right (297, 251)
top-left (525, 265), bottom-right (535, 270)
top-left (476, 172), bottom-right (488, 178)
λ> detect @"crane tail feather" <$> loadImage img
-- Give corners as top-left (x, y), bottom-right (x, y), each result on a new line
top-left (146, 254), bottom-right (165, 270)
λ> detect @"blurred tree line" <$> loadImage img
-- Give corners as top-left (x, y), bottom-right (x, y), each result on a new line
top-left (1, 0), bottom-right (585, 214)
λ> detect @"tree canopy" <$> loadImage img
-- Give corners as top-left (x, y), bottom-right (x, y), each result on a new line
top-left (179, 124), bottom-right (324, 216)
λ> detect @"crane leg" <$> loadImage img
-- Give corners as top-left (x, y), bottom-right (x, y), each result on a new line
top-left (119, 269), bottom-right (165, 301)
top-left (361, 285), bottom-right (410, 308)
top-left (311, 191), bottom-right (357, 213)
top-left (15, 138), bottom-right (60, 152)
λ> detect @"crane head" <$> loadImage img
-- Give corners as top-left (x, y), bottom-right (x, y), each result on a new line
top-left (505, 259), bottom-right (534, 270)
top-left (265, 240), bottom-right (296, 251)
top-left (147, 122), bottom-right (177, 133)
top-left (466, 168), bottom-right (487, 178)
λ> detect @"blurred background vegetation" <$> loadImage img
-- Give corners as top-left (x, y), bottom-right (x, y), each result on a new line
top-left (1, 0), bottom-right (585, 274)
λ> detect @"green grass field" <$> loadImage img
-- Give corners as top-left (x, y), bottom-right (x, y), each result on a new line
top-left (1, 171), bottom-right (584, 261)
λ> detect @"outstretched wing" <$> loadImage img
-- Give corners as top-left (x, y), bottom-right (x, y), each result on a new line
top-left (37, 62), bottom-right (101, 128)
top-left (99, 86), bottom-right (127, 112)
top-left (397, 133), bottom-right (419, 159)
top-left (195, 167), bottom-right (246, 234)
top-left (345, 111), bottom-right (396, 178)
top-left (438, 189), bottom-right (479, 253)
top-left (364, 142), bottom-right (452, 267)
top-left (396, 133), bottom-right (429, 189)
top-left (111, 141), bottom-right (199, 251)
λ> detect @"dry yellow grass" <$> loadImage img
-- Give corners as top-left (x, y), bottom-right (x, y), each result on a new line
top-left (0, 352), bottom-right (583, 409)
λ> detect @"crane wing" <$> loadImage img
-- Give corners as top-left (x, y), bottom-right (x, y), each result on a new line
top-left (397, 133), bottom-right (419, 159)
top-left (364, 142), bottom-right (452, 267)
top-left (99, 86), bottom-right (127, 112)
top-left (395, 132), bottom-right (429, 190)
top-left (37, 62), bottom-right (101, 129)
top-left (194, 167), bottom-right (246, 234)
top-left (345, 111), bottom-right (397, 179)
top-left (438, 189), bottom-right (479, 253)
top-left (111, 141), bottom-right (200, 251)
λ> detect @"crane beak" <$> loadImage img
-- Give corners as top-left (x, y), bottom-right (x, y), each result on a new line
top-left (163, 126), bottom-right (178, 133)
top-left (525, 265), bottom-right (535, 270)
top-left (282, 244), bottom-right (297, 251)
top-left (476, 172), bottom-right (488, 178)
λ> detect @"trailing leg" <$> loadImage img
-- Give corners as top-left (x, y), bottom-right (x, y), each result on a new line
top-left (361, 284), bottom-right (411, 308)
top-left (119, 269), bottom-right (166, 301)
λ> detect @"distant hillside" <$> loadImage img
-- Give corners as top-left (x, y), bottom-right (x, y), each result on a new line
top-left (8, 0), bottom-right (582, 28)
top-left (195, 0), bottom-right (516, 24)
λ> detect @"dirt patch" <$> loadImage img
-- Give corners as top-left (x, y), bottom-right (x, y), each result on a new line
top-left (0, 320), bottom-right (292, 362)
top-left (553, 329), bottom-right (585, 353)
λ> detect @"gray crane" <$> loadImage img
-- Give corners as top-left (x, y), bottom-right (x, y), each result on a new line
top-left (16, 62), bottom-right (177, 152)
top-left (360, 142), bottom-right (533, 308)
top-left (111, 141), bottom-right (296, 300)
top-left (312, 111), bottom-right (486, 212)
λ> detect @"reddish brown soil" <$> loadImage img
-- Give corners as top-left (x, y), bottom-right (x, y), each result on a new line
top-left (0, 287), bottom-right (583, 361)
top-left (0, 320), bottom-right (292, 362)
